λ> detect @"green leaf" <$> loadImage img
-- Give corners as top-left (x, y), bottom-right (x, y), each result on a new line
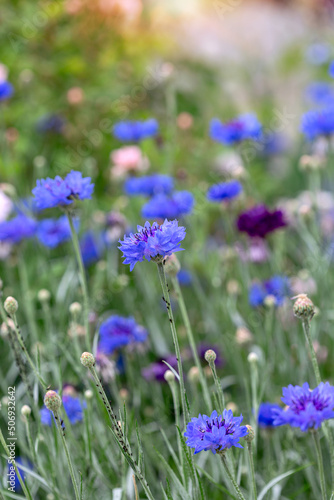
top-left (196, 466), bottom-right (238, 500)
top-left (257, 463), bottom-right (313, 500)
top-left (155, 448), bottom-right (192, 500)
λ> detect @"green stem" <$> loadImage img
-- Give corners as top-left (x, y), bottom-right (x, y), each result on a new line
top-left (312, 430), bottom-right (328, 500)
top-left (18, 255), bottom-right (38, 344)
top-left (302, 319), bottom-right (321, 385)
top-left (246, 442), bottom-right (257, 500)
top-left (66, 211), bottom-right (90, 350)
top-left (54, 411), bottom-right (80, 500)
top-left (220, 453), bottom-right (246, 500)
top-left (166, 376), bottom-right (184, 474)
top-left (171, 276), bottom-right (212, 412)
top-left (207, 359), bottom-right (225, 414)
top-left (156, 262), bottom-right (189, 425)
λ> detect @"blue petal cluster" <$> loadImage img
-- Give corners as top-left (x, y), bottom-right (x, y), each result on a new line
top-left (32, 171), bottom-right (94, 210)
top-left (210, 114), bottom-right (262, 145)
top-left (142, 191), bottom-right (194, 219)
top-left (113, 119), bottom-right (158, 142)
top-left (329, 61), bottom-right (334, 78)
top-left (0, 215), bottom-right (36, 243)
top-left (119, 219), bottom-right (186, 271)
top-left (37, 216), bottom-right (78, 248)
top-left (40, 394), bottom-right (85, 426)
top-left (184, 409), bottom-right (248, 455)
top-left (0, 81), bottom-right (14, 101)
top-left (80, 230), bottom-right (105, 266)
top-left (36, 114), bottom-right (65, 133)
top-left (207, 180), bottom-right (242, 202)
top-left (301, 107), bottom-right (334, 140)
top-left (258, 402), bottom-right (281, 428)
top-left (305, 82), bottom-right (334, 105)
top-left (273, 382), bottom-right (334, 432)
top-left (98, 315), bottom-right (148, 355)
top-left (305, 43), bottom-right (330, 65)
top-left (249, 275), bottom-right (290, 307)
top-left (124, 174), bottom-right (173, 197)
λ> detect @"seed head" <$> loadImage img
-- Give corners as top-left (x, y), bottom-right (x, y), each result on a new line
top-left (164, 370), bottom-right (175, 383)
top-left (69, 302), bottom-right (82, 318)
top-left (4, 296), bottom-right (18, 315)
top-left (247, 352), bottom-right (258, 364)
top-left (37, 289), bottom-right (51, 303)
top-left (244, 425), bottom-right (255, 442)
top-left (80, 352), bottom-right (95, 369)
top-left (44, 391), bottom-right (61, 413)
top-left (293, 294), bottom-right (315, 321)
top-left (84, 389), bottom-right (93, 400)
top-left (204, 349), bottom-right (217, 364)
top-left (21, 405), bottom-right (31, 421)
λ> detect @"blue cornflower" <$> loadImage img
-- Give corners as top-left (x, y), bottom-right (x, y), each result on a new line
top-left (142, 191), bottom-right (194, 219)
top-left (249, 275), bottom-right (290, 307)
top-left (32, 171), bottom-right (94, 210)
top-left (207, 180), bottom-right (242, 202)
top-left (0, 81), bottom-right (14, 101)
top-left (80, 231), bottom-right (105, 266)
top-left (258, 402), bottom-right (281, 428)
top-left (261, 132), bottom-right (289, 156)
top-left (40, 393), bottom-right (85, 426)
top-left (36, 114), bottom-right (65, 133)
top-left (124, 174), bottom-right (173, 197)
top-left (210, 114), bottom-right (262, 145)
top-left (113, 119), bottom-right (158, 142)
top-left (305, 82), bottom-right (334, 106)
top-left (330, 61), bottom-right (334, 78)
top-left (0, 215), bottom-right (36, 243)
top-left (37, 216), bottom-right (78, 248)
top-left (305, 43), bottom-right (331, 65)
top-left (98, 315), bottom-right (148, 355)
top-left (118, 219), bottom-right (186, 271)
top-left (301, 107), bottom-right (334, 140)
top-left (184, 409), bottom-right (248, 455)
top-left (273, 382), bottom-right (334, 432)
top-left (177, 269), bottom-right (192, 286)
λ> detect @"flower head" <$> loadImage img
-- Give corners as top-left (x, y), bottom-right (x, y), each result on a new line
top-left (80, 230), bottom-right (105, 266)
top-left (184, 409), bottom-right (248, 455)
top-left (329, 61), bottom-right (334, 78)
top-left (112, 118), bottom-right (158, 142)
top-left (32, 171), bottom-right (94, 210)
top-left (118, 219), bottom-right (186, 271)
top-left (36, 114), bottom-right (65, 134)
top-left (98, 315), bottom-right (148, 355)
top-left (273, 382), bottom-right (334, 431)
top-left (142, 191), bottom-right (194, 219)
top-left (210, 114), bottom-right (262, 145)
top-left (249, 275), bottom-right (290, 307)
top-left (0, 81), bottom-right (14, 101)
top-left (237, 204), bottom-right (287, 238)
top-left (301, 107), bottom-right (334, 141)
top-left (0, 215), bottom-right (36, 244)
top-left (37, 216), bottom-right (78, 248)
top-left (305, 82), bottom-right (334, 106)
top-left (41, 393), bottom-right (85, 425)
top-left (124, 174), bottom-right (173, 197)
top-left (142, 355), bottom-right (178, 382)
top-left (258, 402), bottom-right (281, 428)
top-left (207, 180), bottom-right (242, 202)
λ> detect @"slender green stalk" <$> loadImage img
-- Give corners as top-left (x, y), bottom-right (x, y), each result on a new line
top-left (66, 211), bottom-right (90, 350)
top-left (246, 441), bottom-right (257, 500)
top-left (206, 358), bottom-right (225, 414)
top-left (220, 453), bottom-right (246, 500)
top-left (156, 262), bottom-right (189, 425)
top-left (54, 411), bottom-right (80, 500)
top-left (0, 427), bottom-right (33, 500)
top-left (18, 255), bottom-right (38, 344)
top-left (312, 430), bottom-right (328, 500)
top-left (302, 319), bottom-right (321, 385)
top-left (166, 374), bottom-right (184, 474)
top-left (171, 275), bottom-right (212, 412)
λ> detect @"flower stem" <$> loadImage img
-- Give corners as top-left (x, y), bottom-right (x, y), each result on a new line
top-left (18, 254), bottom-right (38, 344)
top-left (66, 211), bottom-right (90, 350)
top-left (207, 357), bottom-right (225, 415)
top-left (312, 430), bottom-right (328, 500)
top-left (170, 275), bottom-right (212, 412)
top-left (156, 262), bottom-right (189, 425)
top-left (220, 453), bottom-right (246, 500)
top-left (302, 319), bottom-right (321, 385)
top-left (246, 441), bottom-right (257, 500)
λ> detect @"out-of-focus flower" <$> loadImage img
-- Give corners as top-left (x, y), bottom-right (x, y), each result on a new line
top-left (210, 114), bottom-right (262, 145)
top-left (305, 82), bottom-right (334, 106)
top-left (0, 81), bottom-right (14, 101)
top-left (37, 216), bottom-right (78, 248)
top-left (177, 269), bottom-right (192, 286)
top-left (32, 171), bottom-right (94, 210)
top-left (80, 231), bottom-right (105, 266)
top-left (104, 211), bottom-right (128, 244)
top-left (237, 204), bottom-right (287, 238)
top-left (5, 127), bottom-right (19, 143)
top-left (40, 393), bottom-right (85, 426)
top-left (0, 190), bottom-right (13, 222)
top-left (124, 174), bottom-right (173, 197)
top-left (142, 355), bottom-right (177, 381)
top-left (305, 43), bottom-right (331, 65)
top-left (0, 215), bottom-right (36, 244)
top-left (273, 382), bottom-right (334, 431)
top-left (260, 132), bottom-right (289, 156)
top-left (249, 276), bottom-right (290, 308)
top-left (110, 145), bottom-right (149, 179)
top-left (67, 87), bottom-right (84, 105)
top-left (119, 220), bottom-right (186, 271)
top-left (177, 112), bottom-right (193, 130)
top-left (207, 180), bottom-right (242, 203)
top-left (213, 152), bottom-right (244, 178)
top-left (330, 61), bottom-right (334, 78)
top-left (112, 119), bottom-right (158, 142)
top-left (0, 63), bottom-right (8, 82)
top-left (98, 315), bottom-right (148, 355)
top-left (184, 409), bottom-right (248, 455)
top-left (234, 238), bottom-right (269, 263)
top-left (290, 271), bottom-right (317, 296)
top-left (313, 341), bottom-right (328, 364)
top-left (95, 352), bottom-right (116, 383)
top-left (142, 191), bottom-right (194, 219)
top-left (36, 114), bottom-right (65, 134)
top-left (258, 402), bottom-right (281, 428)
top-left (235, 326), bottom-right (253, 346)
top-left (301, 107), bottom-right (334, 140)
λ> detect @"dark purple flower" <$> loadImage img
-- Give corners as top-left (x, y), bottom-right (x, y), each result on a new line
top-left (237, 204), bottom-right (287, 238)
top-left (142, 356), bottom-right (178, 382)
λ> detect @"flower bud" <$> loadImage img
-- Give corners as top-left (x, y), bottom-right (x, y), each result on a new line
top-left (164, 254), bottom-right (181, 277)
top-left (37, 289), bottom-right (51, 303)
top-left (188, 366), bottom-right (200, 383)
top-left (264, 294), bottom-right (276, 308)
top-left (119, 388), bottom-right (129, 401)
top-left (164, 370), bottom-right (175, 383)
top-left (247, 352), bottom-right (258, 364)
top-left (80, 352), bottom-right (95, 368)
top-left (244, 425), bottom-right (255, 442)
top-left (4, 296), bottom-right (18, 315)
top-left (204, 349), bottom-right (217, 364)
top-left (226, 280), bottom-right (240, 296)
top-left (69, 302), bottom-right (82, 318)
top-left (236, 326), bottom-right (253, 346)
top-left (293, 294), bottom-right (315, 321)
top-left (84, 389), bottom-right (93, 399)
top-left (21, 405), bottom-right (31, 422)
top-left (44, 391), bottom-right (61, 413)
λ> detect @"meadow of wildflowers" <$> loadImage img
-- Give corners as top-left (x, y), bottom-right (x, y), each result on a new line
top-left (2, 1), bottom-right (334, 499)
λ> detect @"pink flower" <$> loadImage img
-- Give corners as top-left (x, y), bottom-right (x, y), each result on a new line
top-left (110, 145), bottom-right (149, 179)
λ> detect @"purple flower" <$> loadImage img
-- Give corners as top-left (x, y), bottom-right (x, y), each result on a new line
top-left (258, 402), bottom-right (281, 428)
top-left (142, 355), bottom-right (178, 382)
top-left (249, 275), bottom-right (290, 307)
top-left (124, 174), bottom-right (174, 197)
top-left (98, 315), bottom-right (148, 355)
top-left (210, 114), bottom-right (262, 145)
top-left (80, 231), bottom-right (105, 266)
top-left (305, 82), bottom-right (334, 106)
top-left (0, 81), bottom-right (14, 101)
top-left (237, 204), bottom-right (287, 238)
top-left (37, 216), bottom-right (78, 248)
top-left (40, 393), bottom-right (85, 426)
top-left (142, 191), bottom-right (194, 219)
top-left (0, 215), bottom-right (36, 243)
top-left (177, 269), bottom-right (192, 286)
top-left (113, 119), bottom-right (159, 142)
top-left (36, 114), bottom-right (65, 134)
top-left (273, 382), bottom-right (334, 431)
top-left (32, 171), bottom-right (94, 210)
top-left (301, 107), bottom-right (334, 140)
top-left (305, 43), bottom-right (331, 65)
top-left (118, 219), bottom-right (186, 271)
top-left (207, 180), bottom-right (242, 202)
top-left (184, 409), bottom-right (248, 455)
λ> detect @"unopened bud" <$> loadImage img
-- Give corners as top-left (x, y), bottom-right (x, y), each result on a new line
top-left (247, 352), bottom-right (258, 364)
top-left (4, 296), bottom-right (18, 315)
top-left (204, 349), bottom-right (217, 363)
top-left (119, 388), bottom-right (129, 401)
top-left (80, 352), bottom-right (95, 368)
top-left (44, 391), bottom-right (61, 413)
top-left (188, 366), bottom-right (200, 383)
top-left (293, 294), bottom-right (315, 321)
top-left (164, 254), bottom-right (181, 277)
top-left (84, 389), bottom-right (93, 399)
top-left (236, 326), bottom-right (253, 346)
top-left (69, 302), bottom-right (82, 318)
top-left (264, 294), bottom-right (276, 308)
top-left (37, 289), bottom-right (51, 303)
top-left (164, 370), bottom-right (175, 383)
top-left (21, 405), bottom-right (31, 421)
top-left (244, 425), bottom-right (255, 442)
top-left (227, 280), bottom-right (240, 296)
